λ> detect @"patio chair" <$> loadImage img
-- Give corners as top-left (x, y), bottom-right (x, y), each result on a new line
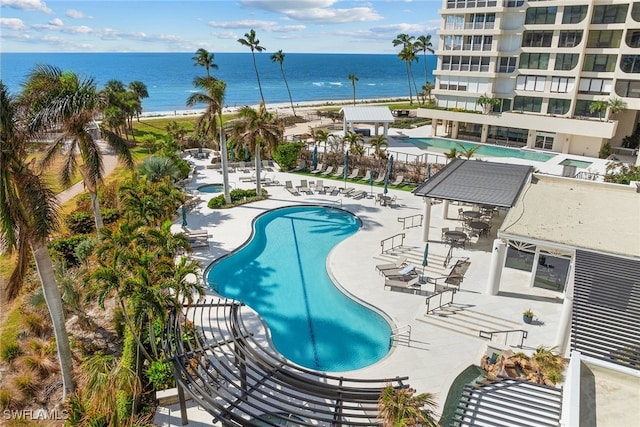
top-left (441, 227), bottom-right (450, 240)
top-left (285, 181), bottom-right (299, 195)
top-left (321, 166), bottom-right (334, 176)
top-left (298, 179), bottom-right (311, 194)
top-left (310, 163), bottom-right (325, 174)
top-left (262, 159), bottom-right (274, 171)
top-left (374, 173), bottom-right (386, 184)
top-left (314, 179), bottom-right (326, 194)
top-left (331, 166), bottom-right (344, 178)
top-left (376, 256), bottom-right (408, 274)
top-left (391, 175), bottom-right (404, 186)
top-left (347, 168), bottom-right (360, 180)
top-left (325, 185), bottom-right (337, 195)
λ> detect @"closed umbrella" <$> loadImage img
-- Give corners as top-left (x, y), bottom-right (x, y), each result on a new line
top-left (369, 169), bottom-right (374, 197)
top-left (181, 205), bottom-right (188, 227)
top-left (421, 243), bottom-right (429, 279)
top-left (311, 145), bottom-right (318, 170)
top-left (427, 163), bottom-right (432, 180)
top-left (383, 154), bottom-right (394, 195)
top-left (343, 150), bottom-right (349, 189)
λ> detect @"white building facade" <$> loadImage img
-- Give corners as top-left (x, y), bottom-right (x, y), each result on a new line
top-left (418, 0), bottom-right (640, 162)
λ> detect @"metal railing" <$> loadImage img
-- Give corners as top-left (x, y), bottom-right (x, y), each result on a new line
top-left (397, 214), bottom-right (423, 230)
top-left (390, 325), bottom-right (412, 346)
top-left (425, 288), bottom-right (457, 315)
top-left (478, 329), bottom-right (528, 348)
top-left (380, 233), bottom-right (405, 254)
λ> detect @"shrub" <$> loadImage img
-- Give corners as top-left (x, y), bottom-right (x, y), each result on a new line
top-left (207, 195), bottom-right (226, 209)
top-left (13, 372), bottom-right (38, 398)
top-left (598, 142), bottom-right (611, 159)
top-left (1, 342), bottom-right (22, 363)
top-left (74, 236), bottom-right (97, 264)
top-left (145, 359), bottom-right (175, 390)
top-left (49, 235), bottom-right (92, 268)
top-left (102, 208), bottom-right (121, 225)
top-left (273, 142), bottom-right (304, 171)
top-left (21, 311), bottom-right (52, 338)
top-left (66, 211), bottom-right (95, 234)
top-left (207, 188), bottom-right (268, 209)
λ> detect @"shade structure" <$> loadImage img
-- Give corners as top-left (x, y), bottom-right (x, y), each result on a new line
top-left (181, 205), bottom-right (188, 227)
top-left (343, 150), bottom-right (349, 188)
top-left (383, 155), bottom-right (394, 194)
top-left (311, 145), bottom-right (318, 170)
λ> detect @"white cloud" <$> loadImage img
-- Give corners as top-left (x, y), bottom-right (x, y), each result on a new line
top-left (0, 17), bottom-right (26, 30)
top-left (240, 0), bottom-right (382, 23)
top-left (0, 0), bottom-right (52, 14)
top-left (48, 17), bottom-right (63, 26)
top-left (214, 31), bottom-right (239, 40)
top-left (66, 9), bottom-right (91, 19)
top-left (207, 19), bottom-right (305, 33)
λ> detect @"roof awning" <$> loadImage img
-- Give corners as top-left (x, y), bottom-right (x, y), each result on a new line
top-left (340, 106), bottom-right (395, 123)
top-left (412, 158), bottom-right (533, 208)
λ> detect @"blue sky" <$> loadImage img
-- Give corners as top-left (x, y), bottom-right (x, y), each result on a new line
top-left (0, 0), bottom-right (441, 53)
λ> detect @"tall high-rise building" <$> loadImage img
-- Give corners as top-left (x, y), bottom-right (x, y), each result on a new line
top-left (418, 0), bottom-right (640, 163)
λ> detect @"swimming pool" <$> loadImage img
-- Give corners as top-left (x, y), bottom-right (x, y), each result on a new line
top-left (206, 206), bottom-right (392, 372)
top-left (409, 137), bottom-right (557, 162)
top-left (197, 183), bottom-right (224, 193)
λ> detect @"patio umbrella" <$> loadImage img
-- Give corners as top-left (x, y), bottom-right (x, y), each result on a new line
top-left (181, 205), bottom-right (188, 227)
top-left (343, 150), bottom-right (349, 188)
top-left (427, 164), bottom-right (432, 180)
top-left (383, 155), bottom-right (394, 195)
top-left (311, 145), bottom-right (318, 170)
top-left (422, 243), bottom-right (429, 277)
top-left (369, 170), bottom-right (374, 196)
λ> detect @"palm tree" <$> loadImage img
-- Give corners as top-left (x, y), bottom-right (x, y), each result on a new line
top-left (192, 48), bottom-right (218, 78)
top-left (477, 94), bottom-right (501, 114)
top-left (0, 82), bottom-right (76, 398)
top-left (186, 76), bottom-right (231, 204)
top-left (238, 29), bottom-right (266, 105)
top-left (343, 131), bottom-right (364, 154)
top-left (607, 97), bottom-right (627, 120)
top-left (370, 134), bottom-right (389, 167)
top-left (415, 34), bottom-right (435, 87)
top-left (138, 156), bottom-right (181, 182)
top-left (230, 104), bottom-right (283, 194)
top-left (422, 82), bottom-right (435, 103)
top-left (311, 127), bottom-right (330, 152)
top-left (348, 73), bottom-right (359, 106)
top-left (271, 50), bottom-right (296, 116)
top-left (393, 33), bottom-right (416, 105)
top-left (378, 385), bottom-right (439, 427)
top-left (128, 80), bottom-right (149, 123)
top-left (22, 65), bottom-right (133, 231)
top-left (457, 143), bottom-right (481, 159)
top-left (589, 100), bottom-right (609, 121)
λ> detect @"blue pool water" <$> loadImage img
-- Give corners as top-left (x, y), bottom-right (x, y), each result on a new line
top-left (207, 206), bottom-right (392, 372)
top-left (409, 137), bottom-right (557, 162)
top-left (197, 183), bottom-right (224, 193)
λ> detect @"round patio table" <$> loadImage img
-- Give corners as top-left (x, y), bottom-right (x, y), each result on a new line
top-left (469, 221), bottom-right (490, 237)
top-left (444, 230), bottom-right (467, 247)
top-left (462, 210), bottom-right (481, 220)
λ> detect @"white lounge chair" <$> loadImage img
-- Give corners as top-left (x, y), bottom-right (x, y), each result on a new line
top-left (310, 163), bottom-right (324, 174)
top-left (285, 181), bottom-right (299, 195)
top-left (391, 175), bottom-right (404, 186)
top-left (298, 179), bottom-right (311, 194)
top-left (331, 166), bottom-right (344, 178)
top-left (314, 179), bottom-right (325, 194)
top-left (347, 168), bottom-right (361, 180)
top-left (321, 166), bottom-right (334, 176)
top-left (376, 256), bottom-right (408, 273)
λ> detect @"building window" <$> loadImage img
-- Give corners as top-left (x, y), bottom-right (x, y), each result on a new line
top-left (497, 98), bottom-right (511, 113)
top-left (513, 96), bottom-right (543, 113)
top-left (626, 30), bottom-right (640, 48)
top-left (548, 99), bottom-right (570, 115)
top-left (487, 126), bottom-right (527, 145)
top-left (578, 78), bottom-right (613, 95)
top-left (443, 35), bottom-right (464, 51)
top-left (574, 100), bottom-right (599, 118)
top-left (447, 0), bottom-right (499, 9)
top-left (535, 133), bottom-right (555, 150)
top-left (582, 54), bottom-right (617, 72)
top-left (550, 77), bottom-right (574, 93)
top-left (497, 57), bottom-right (517, 73)
top-left (555, 53), bottom-right (579, 71)
top-left (633, 2), bottom-right (640, 22)
top-left (520, 53), bottom-right (550, 70)
top-left (591, 4), bottom-right (629, 24)
top-left (558, 31), bottom-right (583, 48)
top-left (505, 0), bottom-right (524, 7)
top-left (464, 35), bottom-right (493, 50)
top-left (441, 56), bottom-right (490, 72)
top-left (445, 15), bottom-right (465, 30)
top-left (587, 30), bottom-right (623, 49)
top-left (562, 5), bottom-right (587, 24)
top-left (516, 75), bottom-right (546, 92)
top-left (615, 80), bottom-right (640, 98)
top-left (525, 6), bottom-right (557, 25)
top-left (522, 31), bottom-right (554, 47)
top-left (621, 55), bottom-right (640, 73)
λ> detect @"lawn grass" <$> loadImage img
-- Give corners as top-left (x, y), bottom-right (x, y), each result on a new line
top-left (26, 152), bottom-right (83, 194)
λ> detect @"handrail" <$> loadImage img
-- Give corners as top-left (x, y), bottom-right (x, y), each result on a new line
top-left (397, 214), bottom-right (423, 230)
top-left (478, 329), bottom-right (528, 349)
top-left (425, 288), bottom-right (457, 314)
top-left (380, 233), bottom-right (405, 254)
top-left (390, 325), bottom-right (412, 346)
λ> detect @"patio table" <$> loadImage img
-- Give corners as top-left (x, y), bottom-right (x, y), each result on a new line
top-left (444, 230), bottom-right (468, 248)
top-left (462, 210), bottom-right (481, 220)
top-left (469, 221), bottom-right (490, 237)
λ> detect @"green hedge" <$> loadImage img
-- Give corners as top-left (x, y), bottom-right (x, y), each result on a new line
top-left (207, 188), bottom-right (268, 209)
top-left (49, 235), bottom-right (93, 268)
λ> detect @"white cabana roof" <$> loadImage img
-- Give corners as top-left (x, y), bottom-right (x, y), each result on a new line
top-left (340, 106), bottom-right (395, 123)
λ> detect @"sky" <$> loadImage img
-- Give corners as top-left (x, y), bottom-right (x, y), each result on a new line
top-left (0, 0), bottom-right (441, 53)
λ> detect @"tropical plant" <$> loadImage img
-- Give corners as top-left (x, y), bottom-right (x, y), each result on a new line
top-left (192, 48), bottom-right (218, 78)
top-left (128, 80), bottom-right (149, 122)
top-left (421, 82), bottom-right (435, 105)
top-left (22, 65), bottom-right (134, 231)
top-left (238, 29), bottom-right (266, 105)
top-left (165, 120), bottom-right (188, 145)
top-left (271, 49), bottom-right (296, 116)
top-left (0, 82), bottom-right (76, 397)
top-left (370, 134), bottom-right (389, 167)
top-left (273, 141), bottom-right (304, 171)
top-left (138, 156), bottom-right (181, 182)
top-left (457, 143), bottom-right (481, 159)
top-left (445, 147), bottom-right (459, 159)
top-left (230, 104), bottom-right (283, 194)
top-left (343, 131), bottom-right (364, 155)
top-left (589, 100), bottom-right (609, 121)
top-left (348, 73), bottom-right (358, 106)
top-left (607, 97), bottom-right (627, 119)
top-left (393, 34), bottom-right (419, 105)
top-left (311, 127), bottom-right (330, 152)
top-left (186, 76), bottom-right (231, 203)
top-left (415, 34), bottom-right (435, 87)
top-left (604, 162), bottom-right (640, 184)
top-left (476, 94), bottom-right (501, 114)
top-left (119, 177), bottom-right (185, 226)
top-left (531, 346), bottom-right (566, 385)
top-left (378, 385), bottom-right (439, 427)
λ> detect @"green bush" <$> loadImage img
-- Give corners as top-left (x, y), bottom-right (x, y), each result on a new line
top-left (207, 195), bottom-right (226, 209)
top-left (145, 359), bottom-right (175, 390)
top-left (49, 235), bottom-right (92, 268)
top-left (66, 211), bottom-right (94, 234)
top-left (1, 342), bottom-right (22, 363)
top-left (273, 142), bottom-right (304, 171)
top-left (207, 188), bottom-right (268, 209)
top-left (102, 208), bottom-right (121, 225)
top-left (74, 237), bottom-right (97, 264)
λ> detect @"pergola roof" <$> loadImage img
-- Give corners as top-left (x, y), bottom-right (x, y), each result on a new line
top-left (340, 106), bottom-right (395, 123)
top-left (412, 158), bottom-right (533, 208)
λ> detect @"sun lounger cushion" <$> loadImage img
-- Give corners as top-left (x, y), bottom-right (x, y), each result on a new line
top-left (398, 263), bottom-right (416, 275)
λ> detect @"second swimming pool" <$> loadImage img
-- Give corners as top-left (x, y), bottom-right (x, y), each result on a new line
top-left (409, 137), bottom-right (557, 162)
top-left (207, 206), bottom-right (392, 372)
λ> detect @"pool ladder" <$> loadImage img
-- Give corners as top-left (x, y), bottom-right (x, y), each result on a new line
top-left (390, 325), bottom-right (412, 347)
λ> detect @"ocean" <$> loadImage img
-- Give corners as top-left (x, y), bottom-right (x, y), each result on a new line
top-left (0, 52), bottom-right (436, 114)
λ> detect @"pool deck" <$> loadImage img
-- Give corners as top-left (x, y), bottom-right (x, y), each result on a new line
top-left (158, 148), bottom-right (569, 425)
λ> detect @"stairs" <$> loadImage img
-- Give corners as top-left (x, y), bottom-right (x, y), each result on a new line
top-left (417, 304), bottom-right (525, 347)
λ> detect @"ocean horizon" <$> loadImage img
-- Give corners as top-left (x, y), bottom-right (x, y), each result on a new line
top-left (0, 52), bottom-right (436, 113)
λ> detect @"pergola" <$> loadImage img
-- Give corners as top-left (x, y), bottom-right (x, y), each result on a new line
top-left (340, 106), bottom-right (395, 138)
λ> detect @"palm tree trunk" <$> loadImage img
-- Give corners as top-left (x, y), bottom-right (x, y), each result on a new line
top-left (118, 298), bottom-right (153, 361)
top-left (32, 240), bottom-right (75, 398)
top-left (251, 52), bottom-right (265, 105)
top-left (90, 191), bottom-right (104, 230)
top-left (281, 66), bottom-right (296, 117)
top-left (405, 62), bottom-right (413, 105)
top-left (410, 64), bottom-right (421, 107)
top-left (219, 123), bottom-right (231, 204)
top-left (255, 146), bottom-right (262, 194)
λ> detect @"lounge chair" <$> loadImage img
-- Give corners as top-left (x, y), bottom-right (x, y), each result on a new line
top-left (376, 256), bottom-right (408, 273)
top-left (351, 190), bottom-right (367, 200)
top-left (298, 179), bottom-right (311, 194)
top-left (347, 168), bottom-right (361, 180)
top-left (314, 179), bottom-right (325, 194)
top-left (325, 185), bottom-right (336, 195)
top-left (340, 187), bottom-right (355, 196)
top-left (362, 170), bottom-right (374, 182)
top-left (391, 175), bottom-right (404, 186)
top-left (331, 166), bottom-right (344, 178)
top-left (321, 166), bottom-right (334, 176)
top-left (374, 173), bottom-right (386, 184)
top-left (285, 181), bottom-right (299, 195)
top-left (310, 163), bottom-right (324, 174)
top-left (384, 276), bottom-right (421, 293)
